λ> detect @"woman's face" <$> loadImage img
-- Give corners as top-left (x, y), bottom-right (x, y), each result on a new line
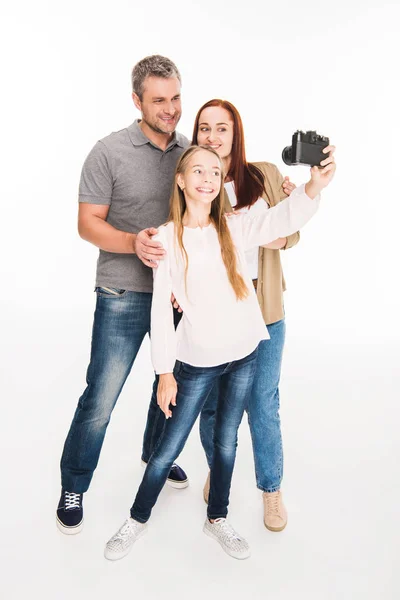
top-left (178, 149), bottom-right (221, 206)
top-left (196, 106), bottom-right (234, 161)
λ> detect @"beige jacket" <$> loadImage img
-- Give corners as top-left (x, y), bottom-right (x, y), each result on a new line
top-left (223, 161), bottom-right (299, 325)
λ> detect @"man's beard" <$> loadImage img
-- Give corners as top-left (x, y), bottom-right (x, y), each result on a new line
top-left (142, 113), bottom-right (180, 135)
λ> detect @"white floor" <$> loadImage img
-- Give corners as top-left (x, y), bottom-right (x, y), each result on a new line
top-left (2, 305), bottom-right (399, 600)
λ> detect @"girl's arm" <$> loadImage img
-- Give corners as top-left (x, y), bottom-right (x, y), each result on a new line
top-left (151, 229), bottom-right (179, 418)
top-left (250, 149), bottom-right (335, 250)
top-left (239, 183), bottom-right (321, 251)
top-left (150, 229), bottom-right (176, 376)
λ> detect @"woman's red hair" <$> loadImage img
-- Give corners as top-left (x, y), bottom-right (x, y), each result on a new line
top-left (192, 99), bottom-right (266, 209)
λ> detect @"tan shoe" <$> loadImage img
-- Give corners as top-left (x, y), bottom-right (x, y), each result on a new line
top-left (203, 471), bottom-right (210, 504)
top-left (263, 490), bottom-right (287, 532)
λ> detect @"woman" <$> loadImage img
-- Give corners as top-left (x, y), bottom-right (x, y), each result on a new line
top-left (192, 100), bottom-right (335, 532)
top-left (104, 144), bottom-right (334, 561)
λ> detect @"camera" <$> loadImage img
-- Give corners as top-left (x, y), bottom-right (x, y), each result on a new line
top-left (282, 130), bottom-right (329, 167)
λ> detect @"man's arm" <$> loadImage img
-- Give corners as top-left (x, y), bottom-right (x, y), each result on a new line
top-left (78, 203), bottom-right (165, 264)
top-left (78, 203), bottom-right (135, 253)
top-left (78, 140), bottom-right (165, 265)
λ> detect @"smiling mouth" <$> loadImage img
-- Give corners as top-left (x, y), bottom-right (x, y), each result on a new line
top-left (196, 187), bottom-right (214, 194)
top-left (207, 144), bottom-right (221, 149)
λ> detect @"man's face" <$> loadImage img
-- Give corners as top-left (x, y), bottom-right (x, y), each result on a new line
top-left (133, 76), bottom-right (182, 135)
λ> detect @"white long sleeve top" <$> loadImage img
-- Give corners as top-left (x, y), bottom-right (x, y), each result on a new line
top-left (224, 180), bottom-right (270, 279)
top-left (151, 184), bottom-right (319, 374)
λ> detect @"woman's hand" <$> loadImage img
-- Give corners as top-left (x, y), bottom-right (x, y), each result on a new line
top-left (157, 373), bottom-right (177, 419)
top-left (305, 145), bottom-right (336, 198)
top-left (282, 176), bottom-right (296, 196)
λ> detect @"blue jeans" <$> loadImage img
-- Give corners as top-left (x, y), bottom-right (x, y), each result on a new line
top-left (130, 348), bottom-right (258, 523)
top-left (200, 320), bottom-right (285, 493)
top-left (60, 288), bottom-right (180, 494)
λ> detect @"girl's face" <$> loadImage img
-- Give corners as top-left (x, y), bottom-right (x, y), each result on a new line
top-left (178, 149), bottom-right (221, 206)
top-left (196, 106), bottom-right (234, 160)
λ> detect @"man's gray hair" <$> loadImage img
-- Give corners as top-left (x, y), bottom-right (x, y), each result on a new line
top-left (131, 55), bottom-right (181, 99)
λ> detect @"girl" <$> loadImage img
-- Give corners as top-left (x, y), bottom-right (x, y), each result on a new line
top-left (193, 100), bottom-right (336, 531)
top-left (105, 144), bottom-right (333, 561)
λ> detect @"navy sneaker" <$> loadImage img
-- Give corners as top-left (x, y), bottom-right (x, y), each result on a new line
top-left (141, 460), bottom-right (189, 489)
top-left (56, 490), bottom-right (84, 535)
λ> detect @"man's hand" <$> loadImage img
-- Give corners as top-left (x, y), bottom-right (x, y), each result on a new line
top-left (134, 228), bottom-right (166, 268)
top-left (282, 176), bottom-right (296, 196)
top-left (157, 373), bottom-right (177, 419)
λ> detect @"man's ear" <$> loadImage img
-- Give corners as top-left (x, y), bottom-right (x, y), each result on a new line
top-left (132, 92), bottom-right (141, 111)
top-left (176, 174), bottom-right (185, 190)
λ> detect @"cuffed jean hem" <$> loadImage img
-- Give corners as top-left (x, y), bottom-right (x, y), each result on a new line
top-left (130, 510), bottom-right (149, 524)
top-left (61, 476), bottom-right (91, 495)
top-left (257, 484), bottom-right (281, 493)
top-left (207, 511), bottom-right (228, 520)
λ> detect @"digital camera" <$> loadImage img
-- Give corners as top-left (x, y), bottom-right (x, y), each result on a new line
top-left (282, 130), bottom-right (329, 167)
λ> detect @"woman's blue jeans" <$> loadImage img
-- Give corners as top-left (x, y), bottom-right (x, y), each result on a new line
top-left (200, 320), bottom-right (286, 493)
top-left (130, 347), bottom-right (258, 523)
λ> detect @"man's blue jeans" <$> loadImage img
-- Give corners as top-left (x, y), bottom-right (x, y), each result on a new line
top-left (60, 288), bottom-right (178, 494)
top-left (131, 348), bottom-right (258, 523)
top-left (200, 320), bottom-right (285, 493)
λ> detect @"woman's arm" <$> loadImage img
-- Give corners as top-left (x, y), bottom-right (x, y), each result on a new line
top-left (271, 169), bottom-right (299, 250)
top-left (280, 175), bottom-right (300, 250)
top-left (258, 167), bottom-right (298, 250)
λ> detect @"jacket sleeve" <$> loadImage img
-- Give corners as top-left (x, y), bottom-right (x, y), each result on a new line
top-left (239, 184), bottom-right (320, 251)
top-left (150, 229), bottom-right (176, 375)
top-left (273, 164), bottom-right (300, 250)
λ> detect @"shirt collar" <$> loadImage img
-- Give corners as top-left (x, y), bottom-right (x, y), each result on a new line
top-left (127, 119), bottom-right (186, 149)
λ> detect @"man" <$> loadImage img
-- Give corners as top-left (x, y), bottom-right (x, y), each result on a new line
top-left (57, 55), bottom-right (190, 535)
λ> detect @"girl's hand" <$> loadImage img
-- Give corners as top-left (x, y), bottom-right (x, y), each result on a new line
top-left (171, 293), bottom-right (183, 313)
top-left (310, 145), bottom-right (336, 190)
top-left (157, 374), bottom-right (177, 418)
top-left (282, 176), bottom-right (296, 196)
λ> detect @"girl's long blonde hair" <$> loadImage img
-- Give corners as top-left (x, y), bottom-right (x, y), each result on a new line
top-left (167, 145), bottom-right (249, 301)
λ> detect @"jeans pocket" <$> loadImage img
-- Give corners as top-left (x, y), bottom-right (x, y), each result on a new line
top-left (95, 286), bottom-right (127, 297)
top-left (173, 360), bottom-right (183, 377)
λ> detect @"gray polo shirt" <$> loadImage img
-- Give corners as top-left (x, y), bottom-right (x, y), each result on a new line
top-left (79, 120), bottom-right (189, 292)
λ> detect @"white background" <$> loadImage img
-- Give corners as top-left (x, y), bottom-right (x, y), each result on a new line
top-left (1, 0), bottom-right (399, 598)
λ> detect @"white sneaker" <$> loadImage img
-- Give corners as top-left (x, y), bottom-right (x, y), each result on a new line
top-left (104, 518), bottom-right (148, 561)
top-left (203, 518), bottom-right (250, 560)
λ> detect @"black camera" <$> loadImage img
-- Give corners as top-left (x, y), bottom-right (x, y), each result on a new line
top-left (282, 130), bottom-right (329, 167)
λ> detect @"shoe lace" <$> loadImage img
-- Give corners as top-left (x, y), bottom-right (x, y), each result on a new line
top-left (115, 519), bottom-right (139, 541)
top-left (64, 491), bottom-right (81, 510)
top-left (265, 491), bottom-right (280, 514)
top-left (215, 519), bottom-right (241, 541)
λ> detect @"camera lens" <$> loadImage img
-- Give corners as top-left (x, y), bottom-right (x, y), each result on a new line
top-left (282, 146), bottom-right (292, 166)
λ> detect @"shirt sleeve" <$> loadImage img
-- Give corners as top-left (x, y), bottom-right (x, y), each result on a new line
top-left (150, 229), bottom-right (176, 375)
top-left (238, 184), bottom-right (320, 251)
top-left (272, 164), bottom-right (300, 250)
top-left (78, 141), bottom-right (113, 205)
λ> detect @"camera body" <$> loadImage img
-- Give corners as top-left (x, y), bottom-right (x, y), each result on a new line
top-left (282, 130), bottom-right (329, 167)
